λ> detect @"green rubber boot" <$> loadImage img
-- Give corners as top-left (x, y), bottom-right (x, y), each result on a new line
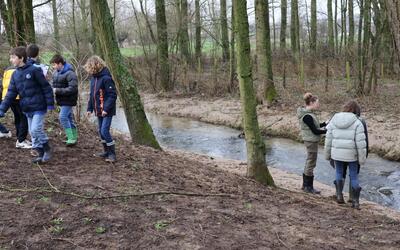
top-left (71, 128), bottom-right (78, 143)
top-left (65, 128), bottom-right (76, 146)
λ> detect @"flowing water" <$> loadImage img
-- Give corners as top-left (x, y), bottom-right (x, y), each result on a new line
top-left (91, 106), bottom-right (400, 211)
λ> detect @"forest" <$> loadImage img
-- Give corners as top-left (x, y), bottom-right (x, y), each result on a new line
top-left (1, 0), bottom-right (400, 248)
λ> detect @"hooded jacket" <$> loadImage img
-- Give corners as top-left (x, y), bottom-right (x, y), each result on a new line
top-left (87, 67), bottom-right (117, 117)
top-left (324, 112), bottom-right (367, 165)
top-left (0, 62), bottom-right (54, 114)
top-left (52, 63), bottom-right (78, 106)
top-left (297, 107), bottom-right (321, 142)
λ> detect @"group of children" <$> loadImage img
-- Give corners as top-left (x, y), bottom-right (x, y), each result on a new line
top-left (0, 45), bottom-right (118, 164)
top-left (297, 93), bottom-right (368, 209)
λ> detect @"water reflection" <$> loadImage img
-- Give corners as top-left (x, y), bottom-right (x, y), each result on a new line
top-left (103, 107), bottom-right (400, 211)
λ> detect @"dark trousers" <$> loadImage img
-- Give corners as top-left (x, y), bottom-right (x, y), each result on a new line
top-left (0, 123), bottom-right (8, 133)
top-left (10, 100), bottom-right (28, 143)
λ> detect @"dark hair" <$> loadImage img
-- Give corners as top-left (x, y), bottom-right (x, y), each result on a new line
top-left (303, 92), bottom-right (318, 105)
top-left (26, 44), bottom-right (40, 58)
top-left (10, 46), bottom-right (27, 63)
top-left (342, 100), bottom-right (361, 116)
top-left (50, 54), bottom-right (65, 65)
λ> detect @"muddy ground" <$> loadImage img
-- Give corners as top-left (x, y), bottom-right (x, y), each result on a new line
top-left (1, 112), bottom-right (400, 249)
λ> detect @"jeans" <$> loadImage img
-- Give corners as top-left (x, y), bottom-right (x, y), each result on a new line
top-left (335, 160), bottom-right (360, 189)
top-left (11, 100), bottom-right (28, 142)
top-left (26, 112), bottom-right (48, 149)
top-left (97, 116), bottom-right (114, 145)
top-left (59, 106), bottom-right (76, 129)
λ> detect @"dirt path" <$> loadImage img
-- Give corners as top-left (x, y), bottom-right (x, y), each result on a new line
top-left (1, 113), bottom-right (400, 249)
top-left (142, 93), bottom-right (400, 162)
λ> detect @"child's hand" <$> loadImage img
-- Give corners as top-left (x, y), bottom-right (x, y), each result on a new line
top-left (101, 111), bottom-right (108, 117)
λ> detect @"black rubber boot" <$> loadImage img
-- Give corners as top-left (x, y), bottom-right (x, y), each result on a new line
top-left (301, 174), bottom-right (307, 190)
top-left (347, 179), bottom-right (353, 202)
top-left (95, 143), bottom-right (109, 158)
top-left (334, 180), bottom-right (345, 204)
top-left (41, 142), bottom-right (51, 163)
top-left (105, 145), bottom-right (116, 163)
top-left (32, 148), bottom-right (44, 164)
top-left (352, 187), bottom-right (362, 210)
top-left (304, 175), bottom-right (321, 194)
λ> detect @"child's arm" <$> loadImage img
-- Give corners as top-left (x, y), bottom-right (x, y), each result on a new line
top-left (55, 71), bottom-right (78, 96)
top-left (0, 77), bottom-right (18, 115)
top-left (33, 67), bottom-right (54, 109)
top-left (102, 77), bottom-right (117, 114)
top-left (87, 81), bottom-right (93, 113)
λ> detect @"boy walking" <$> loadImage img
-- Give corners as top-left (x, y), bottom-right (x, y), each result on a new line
top-left (0, 46), bottom-right (54, 164)
top-left (2, 66), bottom-right (31, 148)
top-left (50, 54), bottom-right (79, 146)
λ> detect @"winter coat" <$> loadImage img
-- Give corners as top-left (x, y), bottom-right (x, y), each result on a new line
top-left (324, 112), bottom-right (367, 165)
top-left (0, 63), bottom-right (54, 114)
top-left (52, 63), bottom-right (78, 106)
top-left (87, 67), bottom-right (117, 117)
top-left (297, 107), bottom-right (321, 142)
top-left (1, 67), bottom-right (19, 100)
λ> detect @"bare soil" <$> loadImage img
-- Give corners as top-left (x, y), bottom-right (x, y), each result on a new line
top-left (1, 112), bottom-right (400, 249)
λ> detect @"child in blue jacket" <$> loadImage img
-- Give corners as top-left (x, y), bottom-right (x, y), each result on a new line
top-left (84, 56), bottom-right (117, 162)
top-left (0, 46), bottom-right (54, 164)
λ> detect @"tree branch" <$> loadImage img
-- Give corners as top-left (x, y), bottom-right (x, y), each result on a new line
top-left (33, 0), bottom-right (52, 9)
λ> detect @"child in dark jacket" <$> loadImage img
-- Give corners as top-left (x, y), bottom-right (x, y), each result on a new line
top-left (0, 47), bottom-right (54, 164)
top-left (2, 66), bottom-right (31, 148)
top-left (84, 56), bottom-right (117, 162)
top-left (50, 54), bottom-right (79, 146)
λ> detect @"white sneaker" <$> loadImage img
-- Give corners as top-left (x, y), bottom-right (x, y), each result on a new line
top-left (0, 131), bottom-right (12, 138)
top-left (16, 140), bottom-right (32, 149)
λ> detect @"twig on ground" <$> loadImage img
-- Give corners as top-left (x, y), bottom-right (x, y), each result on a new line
top-left (0, 184), bottom-right (235, 200)
top-left (36, 164), bottom-right (60, 193)
top-left (275, 231), bottom-right (290, 249)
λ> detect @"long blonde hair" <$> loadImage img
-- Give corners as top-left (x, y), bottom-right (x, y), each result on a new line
top-left (84, 55), bottom-right (106, 75)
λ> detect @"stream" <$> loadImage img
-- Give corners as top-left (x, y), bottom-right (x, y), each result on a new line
top-left (91, 106), bottom-right (400, 211)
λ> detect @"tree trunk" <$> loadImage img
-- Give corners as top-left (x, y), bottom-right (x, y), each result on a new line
top-left (72, 0), bottom-right (80, 58)
top-left (356, 0), bottom-right (364, 95)
top-left (90, 0), bottom-right (161, 149)
top-left (358, 0), bottom-right (371, 96)
top-left (220, 0), bottom-right (229, 62)
top-left (334, 0), bottom-right (338, 54)
top-left (195, 0), bottom-right (201, 64)
top-left (290, 0), bottom-right (300, 55)
top-left (178, 0), bottom-right (191, 65)
top-left (255, 0), bottom-right (276, 104)
top-left (229, 0), bottom-right (236, 92)
top-left (22, 0), bottom-right (35, 44)
top-left (348, 0), bottom-right (354, 48)
top-left (139, 0), bottom-right (156, 44)
top-left (90, 5), bottom-right (103, 57)
top-left (9, 0), bottom-right (25, 46)
top-left (328, 0), bottom-right (335, 54)
top-left (234, 0), bottom-right (275, 186)
top-left (310, 0), bottom-right (317, 53)
top-left (156, 0), bottom-right (171, 91)
top-left (280, 0), bottom-right (287, 50)
top-left (386, 0), bottom-right (400, 65)
top-left (0, 0), bottom-right (14, 45)
top-left (52, 0), bottom-right (61, 53)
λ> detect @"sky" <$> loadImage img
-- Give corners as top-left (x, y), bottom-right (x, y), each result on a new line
top-left (1, 0), bottom-right (361, 35)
